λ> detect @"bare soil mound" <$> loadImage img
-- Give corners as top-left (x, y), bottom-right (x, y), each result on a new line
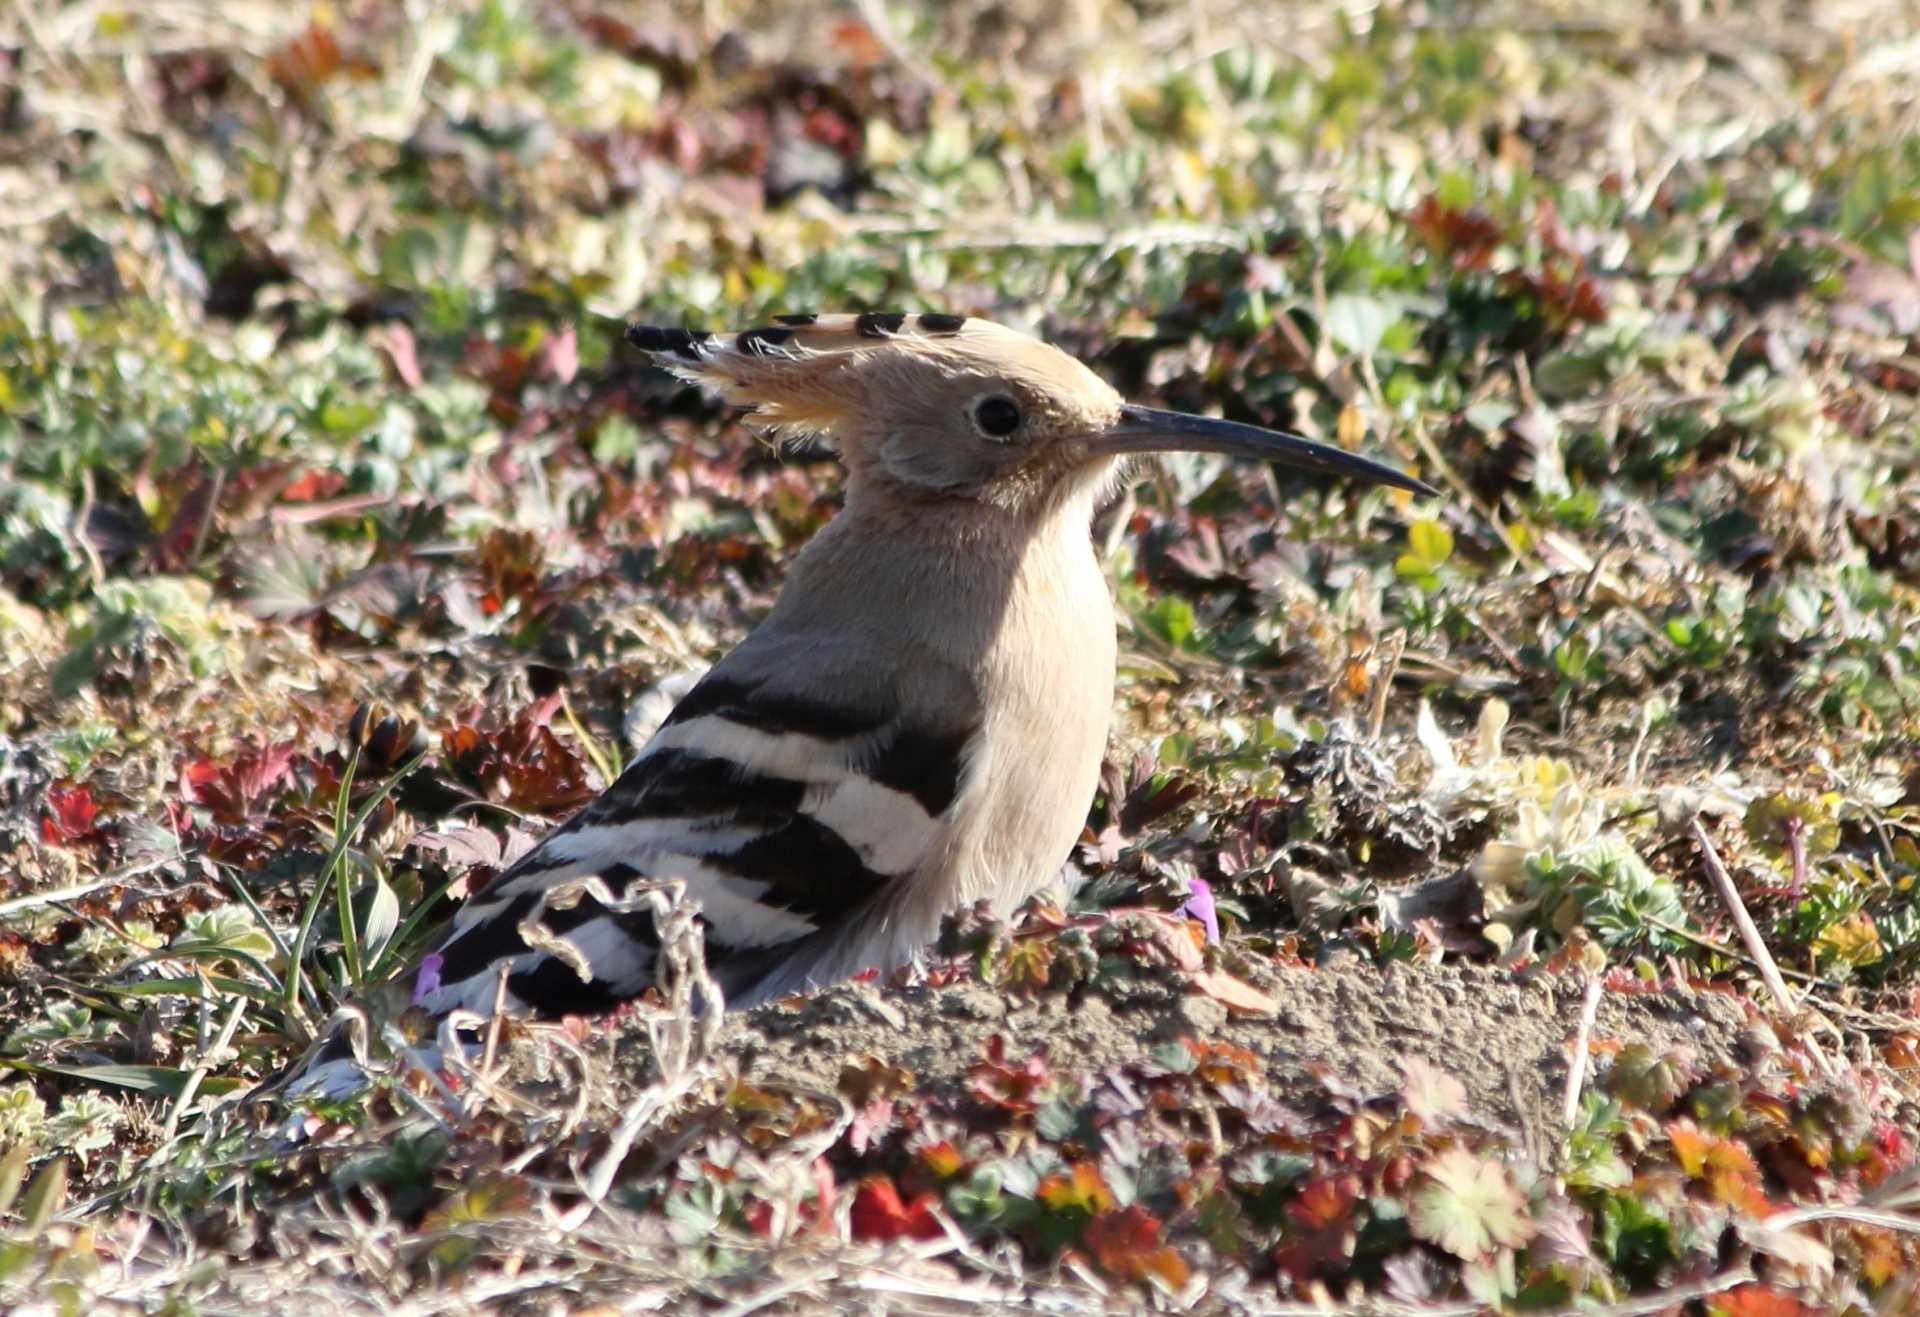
top-left (620, 960), bottom-right (1753, 1140)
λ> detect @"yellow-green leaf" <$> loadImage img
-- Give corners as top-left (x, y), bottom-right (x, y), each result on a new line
top-left (1408, 519), bottom-right (1454, 566)
top-left (1813, 913), bottom-right (1882, 968)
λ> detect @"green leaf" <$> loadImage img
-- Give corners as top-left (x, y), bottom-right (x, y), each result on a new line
top-left (1743, 792), bottom-right (1840, 862)
top-left (0, 1143), bottom-right (30, 1216)
top-left (17, 1156), bottom-right (65, 1234)
top-left (7, 1061), bottom-right (244, 1098)
top-left (1148, 1042), bottom-right (1197, 1074)
top-left (1408, 1148), bottom-right (1534, 1259)
top-left (1408, 519), bottom-right (1453, 566)
top-left (87, 975), bottom-right (270, 1002)
top-left (1035, 1099), bottom-right (1080, 1141)
top-left (1323, 293), bottom-right (1400, 357)
top-left (1397, 518), bottom-right (1455, 588)
top-left (948, 1166), bottom-right (1006, 1221)
top-left (1141, 595), bottom-right (1198, 650)
top-left (1594, 1193), bottom-right (1675, 1287)
top-left (1608, 1044), bottom-right (1697, 1113)
top-left (1812, 912), bottom-right (1883, 969)
top-left (173, 905), bottom-right (277, 965)
top-left (363, 873), bottom-right (402, 964)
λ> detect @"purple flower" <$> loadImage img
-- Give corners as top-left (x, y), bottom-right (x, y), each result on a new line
top-left (1180, 875), bottom-right (1219, 943)
top-left (413, 952), bottom-right (444, 1006)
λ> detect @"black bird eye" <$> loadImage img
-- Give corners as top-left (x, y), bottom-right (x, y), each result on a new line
top-left (972, 394), bottom-right (1023, 439)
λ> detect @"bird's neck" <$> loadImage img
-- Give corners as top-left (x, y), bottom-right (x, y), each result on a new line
top-left (773, 482), bottom-right (1112, 670)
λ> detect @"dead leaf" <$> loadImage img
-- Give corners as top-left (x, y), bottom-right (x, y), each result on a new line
top-left (1191, 970), bottom-right (1278, 1016)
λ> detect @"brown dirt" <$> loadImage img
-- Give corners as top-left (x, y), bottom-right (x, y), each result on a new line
top-left (610, 959), bottom-right (1755, 1141)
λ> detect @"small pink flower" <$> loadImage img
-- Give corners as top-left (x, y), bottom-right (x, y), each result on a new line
top-left (1180, 876), bottom-right (1219, 943)
top-left (413, 952), bottom-right (445, 1006)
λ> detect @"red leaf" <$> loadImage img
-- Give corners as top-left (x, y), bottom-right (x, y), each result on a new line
top-left (1184, 1038), bottom-right (1263, 1086)
top-left (1667, 1118), bottom-right (1770, 1214)
top-left (966, 1034), bottom-right (1050, 1113)
top-left (522, 691), bottom-right (564, 729)
top-left (1273, 1172), bottom-right (1361, 1286)
top-left (1865, 1118), bottom-right (1912, 1187)
top-left (1288, 1173), bottom-right (1361, 1230)
top-left (41, 786), bottom-right (102, 846)
top-left (280, 469), bottom-right (347, 502)
top-left (1407, 195), bottom-right (1503, 270)
top-left (266, 21), bottom-right (376, 100)
top-left (1711, 1285), bottom-right (1816, 1317)
top-left (1190, 969), bottom-right (1278, 1016)
top-left (849, 1176), bottom-right (941, 1242)
top-left (917, 1141), bottom-right (967, 1180)
top-left (464, 337), bottom-right (530, 400)
top-left (828, 18), bottom-right (888, 66)
top-left (182, 741), bottom-right (301, 820)
top-left (1084, 1205), bottom-right (1190, 1289)
top-left (233, 741), bottom-right (298, 806)
top-left (267, 23), bottom-right (344, 93)
top-left (442, 700), bottom-right (597, 814)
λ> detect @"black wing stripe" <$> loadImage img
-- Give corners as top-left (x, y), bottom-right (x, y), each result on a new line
top-left (661, 677), bottom-right (883, 742)
top-left (508, 958), bottom-right (623, 1016)
top-left (434, 892), bottom-right (540, 984)
top-left (702, 816), bottom-right (894, 918)
top-left (418, 673), bottom-right (979, 1021)
top-left (593, 748), bottom-right (807, 825)
top-left (434, 876), bottom-right (663, 1007)
top-left (863, 726), bottom-right (973, 815)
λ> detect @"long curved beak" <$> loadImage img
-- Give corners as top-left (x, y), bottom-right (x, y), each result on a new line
top-left (1090, 404), bottom-right (1438, 498)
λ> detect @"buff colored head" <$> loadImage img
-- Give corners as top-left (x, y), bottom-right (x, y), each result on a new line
top-left (626, 312), bottom-right (1436, 511)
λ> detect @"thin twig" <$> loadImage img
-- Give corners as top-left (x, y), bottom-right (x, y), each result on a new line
top-left (1461, 606), bottom-right (1530, 675)
top-left (1762, 1204), bottom-right (1920, 1235)
top-left (1691, 819), bottom-right (1837, 1078)
top-left (162, 992), bottom-right (247, 1141)
top-left (1541, 1267), bottom-right (1754, 1316)
top-left (1643, 914), bottom-right (1836, 987)
top-left (0, 877), bottom-right (121, 918)
top-left (581, 883), bottom-right (725, 1204)
top-left (71, 464), bottom-right (107, 592)
top-left (187, 463), bottom-right (227, 567)
top-left (1366, 629), bottom-right (1406, 743)
top-left (1576, 528), bottom-right (1627, 605)
top-left (482, 961), bottom-right (509, 1077)
top-left (1562, 976), bottom-right (1604, 1128)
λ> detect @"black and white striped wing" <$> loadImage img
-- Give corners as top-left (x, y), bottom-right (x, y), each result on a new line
top-left (418, 673), bottom-right (975, 1017)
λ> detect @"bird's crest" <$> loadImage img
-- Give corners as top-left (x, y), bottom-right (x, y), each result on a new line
top-left (626, 311), bottom-right (974, 367)
top-left (623, 313), bottom-right (1093, 445)
top-left (624, 312), bottom-right (1432, 503)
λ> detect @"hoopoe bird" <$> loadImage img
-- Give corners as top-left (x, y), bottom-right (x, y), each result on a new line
top-left (275, 312), bottom-right (1432, 1096)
